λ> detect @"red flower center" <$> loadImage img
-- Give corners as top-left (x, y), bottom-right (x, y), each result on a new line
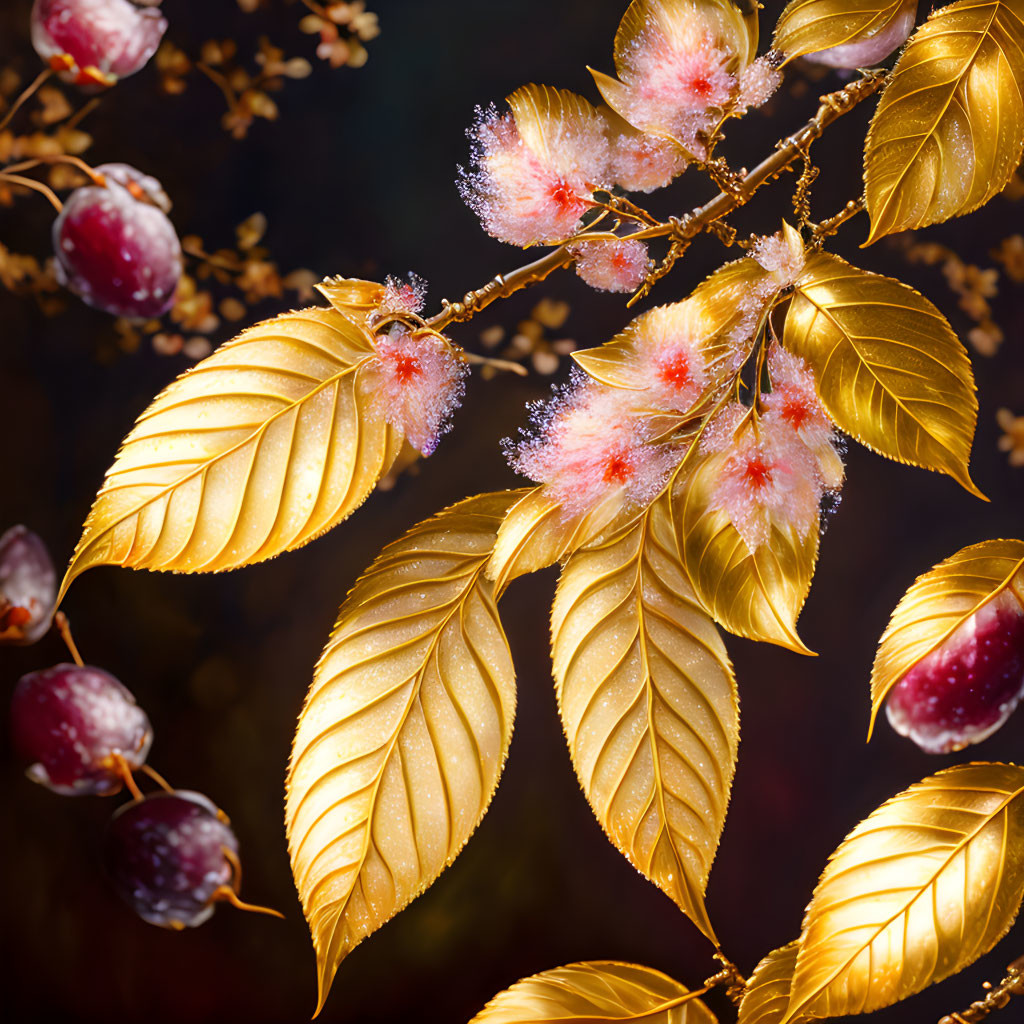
top-left (391, 352), bottom-right (422, 384)
top-left (549, 180), bottom-right (583, 216)
top-left (780, 394), bottom-right (812, 431)
top-left (603, 451), bottom-right (633, 484)
top-left (687, 75), bottom-right (714, 100)
top-left (657, 351), bottom-right (692, 389)
top-left (742, 456), bottom-right (774, 491)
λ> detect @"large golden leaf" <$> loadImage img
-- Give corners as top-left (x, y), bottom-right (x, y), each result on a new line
top-left (737, 943), bottom-right (800, 1024)
top-left (782, 762), bottom-right (1024, 1022)
top-left (59, 306), bottom-right (403, 601)
top-left (675, 455), bottom-right (818, 654)
top-left (869, 538), bottom-right (1024, 735)
top-left (773, 0), bottom-right (915, 64)
top-left (783, 252), bottom-right (981, 497)
top-left (286, 491), bottom-right (523, 1014)
top-left (551, 492), bottom-right (739, 944)
top-left (470, 961), bottom-right (718, 1024)
top-left (864, 0), bottom-right (1024, 243)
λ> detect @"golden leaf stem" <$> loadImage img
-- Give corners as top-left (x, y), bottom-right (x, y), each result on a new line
top-left (810, 197), bottom-right (866, 246)
top-left (427, 70), bottom-right (889, 332)
top-left (939, 956), bottom-right (1024, 1024)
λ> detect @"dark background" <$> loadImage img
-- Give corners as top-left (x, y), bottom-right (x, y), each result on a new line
top-left (3, 1), bottom-right (1024, 1022)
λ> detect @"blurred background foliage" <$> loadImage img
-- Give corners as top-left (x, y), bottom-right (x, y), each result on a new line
top-left (2, 1), bottom-right (1024, 1022)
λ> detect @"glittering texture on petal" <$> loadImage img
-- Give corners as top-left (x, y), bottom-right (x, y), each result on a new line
top-left (361, 328), bottom-right (466, 455)
top-left (886, 590), bottom-right (1024, 753)
top-left (572, 238), bottom-right (649, 293)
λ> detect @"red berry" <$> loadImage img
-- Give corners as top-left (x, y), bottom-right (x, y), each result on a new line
top-left (0, 525), bottom-right (56, 646)
top-left (104, 791), bottom-right (239, 928)
top-left (31, 0), bottom-right (167, 88)
top-left (886, 591), bottom-right (1024, 753)
top-left (53, 170), bottom-right (182, 318)
top-left (11, 663), bottom-right (153, 795)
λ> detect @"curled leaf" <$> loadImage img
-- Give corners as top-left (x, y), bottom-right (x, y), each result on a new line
top-left (286, 491), bottom-right (524, 1014)
top-left (470, 961), bottom-right (718, 1024)
top-left (315, 276), bottom-right (387, 321)
top-left (60, 305), bottom-right (403, 600)
top-left (551, 493), bottom-right (739, 943)
top-left (864, 0), bottom-right (1024, 243)
top-left (870, 538), bottom-right (1024, 740)
top-left (773, 0), bottom-right (917, 67)
top-left (738, 942), bottom-right (801, 1024)
top-left (783, 252), bottom-right (981, 497)
top-left (783, 762), bottom-right (1024, 1022)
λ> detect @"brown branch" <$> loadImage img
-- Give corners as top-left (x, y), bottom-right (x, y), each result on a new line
top-left (426, 68), bottom-right (888, 333)
top-left (939, 956), bottom-right (1024, 1024)
top-left (0, 67), bottom-right (53, 133)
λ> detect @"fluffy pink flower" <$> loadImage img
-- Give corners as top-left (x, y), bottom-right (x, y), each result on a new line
top-left (31, 0), bottom-right (167, 88)
top-left (705, 406), bottom-right (822, 552)
top-left (751, 225), bottom-right (806, 290)
top-left (631, 302), bottom-right (711, 413)
top-left (571, 239), bottom-right (649, 293)
top-left (736, 56), bottom-right (782, 111)
top-left (508, 374), bottom-right (678, 517)
top-left (460, 87), bottom-right (610, 247)
top-left (763, 347), bottom-right (844, 489)
top-left (606, 121), bottom-right (687, 192)
top-left (377, 272), bottom-right (427, 319)
top-left (362, 328), bottom-right (467, 455)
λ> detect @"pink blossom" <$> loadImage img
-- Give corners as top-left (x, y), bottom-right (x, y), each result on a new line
top-left (31, 0), bottom-right (167, 88)
top-left (751, 225), bottom-right (806, 290)
top-left (631, 302), bottom-right (712, 413)
top-left (361, 328), bottom-right (467, 455)
top-left (736, 56), bottom-right (782, 111)
top-left (606, 119), bottom-right (687, 192)
top-left (763, 346), bottom-right (844, 489)
top-left (377, 272), bottom-right (427, 319)
top-left (508, 373), bottom-right (679, 517)
top-left (705, 406), bottom-right (822, 552)
top-left (571, 239), bottom-right (649, 293)
top-left (460, 87), bottom-right (610, 247)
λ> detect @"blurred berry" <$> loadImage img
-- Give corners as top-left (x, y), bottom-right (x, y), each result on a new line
top-left (11, 663), bottom-right (153, 795)
top-left (53, 170), bottom-right (182, 317)
top-left (94, 162), bottom-right (172, 213)
top-left (31, 0), bottom-right (167, 88)
top-left (0, 525), bottom-right (56, 646)
top-left (105, 791), bottom-right (239, 928)
top-left (886, 590), bottom-right (1024, 753)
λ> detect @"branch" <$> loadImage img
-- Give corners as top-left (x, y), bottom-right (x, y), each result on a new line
top-left (426, 68), bottom-right (888, 333)
top-left (938, 956), bottom-right (1024, 1024)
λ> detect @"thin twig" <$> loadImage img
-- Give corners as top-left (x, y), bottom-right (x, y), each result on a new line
top-left (54, 612), bottom-right (84, 667)
top-left (2, 154), bottom-right (105, 185)
top-left (426, 69), bottom-right (889, 332)
top-left (0, 67), bottom-right (53, 134)
top-left (0, 172), bottom-right (63, 212)
top-left (939, 956), bottom-right (1024, 1024)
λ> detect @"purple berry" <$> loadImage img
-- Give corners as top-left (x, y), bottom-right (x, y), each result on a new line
top-left (11, 663), bottom-right (153, 795)
top-left (0, 525), bottom-right (56, 646)
top-left (31, 0), bottom-right (167, 89)
top-left (53, 170), bottom-right (182, 318)
top-left (886, 590), bottom-right (1024, 753)
top-left (105, 791), bottom-right (239, 928)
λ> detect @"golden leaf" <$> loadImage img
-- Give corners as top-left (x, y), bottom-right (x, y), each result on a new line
top-left (286, 491), bottom-right (524, 1015)
top-left (772, 0), bottom-right (915, 65)
top-left (863, 0), bottom-right (1024, 244)
top-left (737, 942), bottom-right (800, 1024)
top-left (783, 252), bottom-right (982, 497)
top-left (507, 84), bottom-right (606, 172)
top-left (572, 259), bottom-right (772, 394)
top-left (486, 485), bottom-right (625, 592)
top-left (551, 492), bottom-right (739, 944)
top-left (869, 538), bottom-right (1024, 736)
top-left (315, 276), bottom-right (386, 321)
top-left (676, 453), bottom-right (818, 654)
top-left (783, 762), bottom-right (1024, 1022)
top-left (59, 306), bottom-right (404, 601)
top-left (470, 961), bottom-right (718, 1024)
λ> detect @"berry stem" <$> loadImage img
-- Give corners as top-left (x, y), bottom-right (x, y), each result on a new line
top-left (53, 611), bottom-right (84, 667)
top-left (2, 154), bottom-right (107, 187)
top-left (427, 69), bottom-right (888, 332)
top-left (0, 173), bottom-right (63, 213)
top-left (210, 884), bottom-right (285, 920)
top-left (109, 751), bottom-right (145, 802)
top-left (139, 762), bottom-right (174, 794)
top-left (0, 67), bottom-right (53, 133)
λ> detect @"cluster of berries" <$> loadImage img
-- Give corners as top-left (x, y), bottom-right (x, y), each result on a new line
top-left (1, 525), bottom-right (279, 930)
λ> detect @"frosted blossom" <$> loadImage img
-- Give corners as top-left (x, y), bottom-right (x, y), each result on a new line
top-left (705, 406), bottom-right (823, 552)
top-left (805, 0), bottom-right (917, 69)
top-left (606, 121), bottom-right (687, 193)
top-left (508, 373), bottom-right (679, 517)
top-left (378, 272), bottom-right (427, 319)
top-left (571, 239), bottom-right (649, 293)
top-left (736, 56), bottom-right (782, 111)
top-left (459, 88), bottom-right (610, 247)
top-left (751, 226), bottom-right (806, 291)
top-left (763, 346), bottom-right (844, 489)
top-left (630, 302), bottom-right (712, 413)
top-left (362, 328), bottom-right (467, 456)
